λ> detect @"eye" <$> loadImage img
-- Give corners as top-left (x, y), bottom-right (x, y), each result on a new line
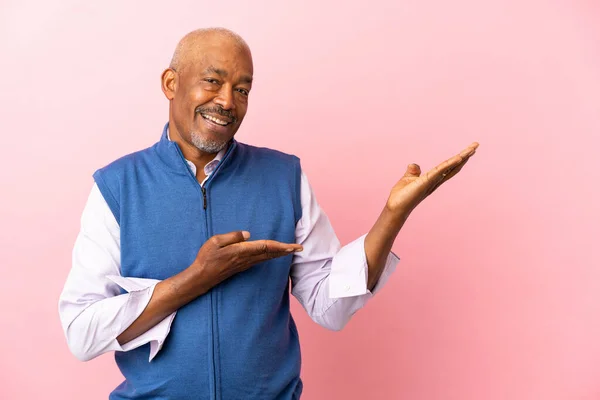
top-left (236, 88), bottom-right (249, 96)
top-left (204, 78), bottom-right (220, 85)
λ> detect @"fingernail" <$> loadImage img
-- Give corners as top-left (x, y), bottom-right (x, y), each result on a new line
top-left (242, 231), bottom-right (251, 239)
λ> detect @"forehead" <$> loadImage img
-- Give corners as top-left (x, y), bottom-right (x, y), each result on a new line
top-left (185, 39), bottom-right (253, 78)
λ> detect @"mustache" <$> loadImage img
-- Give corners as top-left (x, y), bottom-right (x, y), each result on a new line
top-left (195, 106), bottom-right (237, 123)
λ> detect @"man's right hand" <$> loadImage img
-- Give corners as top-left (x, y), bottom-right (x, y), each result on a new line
top-left (187, 231), bottom-right (303, 294)
top-left (117, 231), bottom-right (301, 346)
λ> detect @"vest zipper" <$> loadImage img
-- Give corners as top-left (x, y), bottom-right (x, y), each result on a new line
top-left (202, 184), bottom-right (216, 399)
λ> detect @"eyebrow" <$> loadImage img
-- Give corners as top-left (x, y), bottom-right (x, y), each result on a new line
top-left (204, 65), bottom-right (253, 84)
top-left (239, 75), bottom-right (253, 84)
top-left (205, 65), bottom-right (227, 77)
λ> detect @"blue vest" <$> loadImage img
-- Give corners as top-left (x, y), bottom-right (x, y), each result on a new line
top-left (93, 124), bottom-right (304, 399)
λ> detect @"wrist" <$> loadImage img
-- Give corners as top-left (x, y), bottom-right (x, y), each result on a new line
top-left (383, 201), bottom-right (411, 227)
top-left (166, 263), bottom-right (214, 303)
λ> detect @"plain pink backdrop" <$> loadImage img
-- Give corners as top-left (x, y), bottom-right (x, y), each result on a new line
top-left (1, 0), bottom-right (599, 399)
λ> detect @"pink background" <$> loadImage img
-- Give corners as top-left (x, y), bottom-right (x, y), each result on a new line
top-left (2, 0), bottom-right (600, 399)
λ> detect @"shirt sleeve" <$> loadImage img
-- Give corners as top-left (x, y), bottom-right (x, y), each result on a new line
top-left (58, 184), bottom-right (176, 362)
top-left (289, 170), bottom-right (400, 331)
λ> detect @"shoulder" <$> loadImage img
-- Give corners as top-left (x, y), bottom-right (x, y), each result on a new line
top-left (94, 144), bottom-right (158, 177)
top-left (236, 142), bottom-right (300, 166)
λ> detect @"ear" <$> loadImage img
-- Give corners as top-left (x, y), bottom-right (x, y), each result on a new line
top-left (161, 68), bottom-right (177, 100)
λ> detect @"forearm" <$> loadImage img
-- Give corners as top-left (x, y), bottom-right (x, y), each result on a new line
top-left (364, 206), bottom-right (408, 290)
top-left (117, 267), bottom-right (214, 345)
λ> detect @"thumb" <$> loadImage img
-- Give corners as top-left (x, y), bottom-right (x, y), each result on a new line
top-left (212, 231), bottom-right (251, 247)
top-left (403, 163), bottom-right (421, 178)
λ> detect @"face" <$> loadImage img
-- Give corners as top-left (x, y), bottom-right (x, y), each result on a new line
top-left (162, 38), bottom-right (253, 154)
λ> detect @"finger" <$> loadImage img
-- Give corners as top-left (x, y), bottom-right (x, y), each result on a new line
top-left (426, 143), bottom-right (478, 182)
top-left (244, 250), bottom-right (297, 267)
top-left (428, 157), bottom-right (471, 193)
top-left (439, 152), bottom-right (474, 181)
top-left (403, 163), bottom-right (421, 178)
top-left (424, 154), bottom-right (463, 182)
top-left (460, 142), bottom-right (479, 158)
top-left (235, 240), bottom-right (303, 256)
top-left (426, 152), bottom-right (475, 195)
top-left (211, 231), bottom-right (251, 247)
top-left (444, 153), bottom-right (473, 180)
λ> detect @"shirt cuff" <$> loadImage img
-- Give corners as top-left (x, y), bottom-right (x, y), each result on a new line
top-left (328, 234), bottom-right (400, 299)
top-left (107, 275), bottom-right (177, 362)
top-left (370, 250), bottom-right (400, 295)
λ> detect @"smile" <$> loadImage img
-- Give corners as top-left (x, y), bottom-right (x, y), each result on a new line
top-left (201, 113), bottom-right (231, 126)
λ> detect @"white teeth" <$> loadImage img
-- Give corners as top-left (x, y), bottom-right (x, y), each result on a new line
top-left (202, 114), bottom-right (228, 126)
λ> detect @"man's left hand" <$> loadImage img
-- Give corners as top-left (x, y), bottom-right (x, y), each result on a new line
top-left (385, 142), bottom-right (479, 218)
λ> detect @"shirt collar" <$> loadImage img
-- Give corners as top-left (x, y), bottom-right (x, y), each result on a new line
top-left (166, 127), bottom-right (227, 177)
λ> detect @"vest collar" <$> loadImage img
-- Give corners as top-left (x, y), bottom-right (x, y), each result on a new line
top-left (155, 122), bottom-right (238, 182)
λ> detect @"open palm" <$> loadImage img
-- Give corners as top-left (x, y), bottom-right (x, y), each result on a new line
top-left (386, 142), bottom-right (479, 214)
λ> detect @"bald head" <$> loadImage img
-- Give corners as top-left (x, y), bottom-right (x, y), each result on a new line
top-left (169, 28), bottom-right (251, 72)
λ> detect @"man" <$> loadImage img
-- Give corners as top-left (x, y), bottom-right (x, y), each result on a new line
top-left (59, 27), bottom-right (478, 399)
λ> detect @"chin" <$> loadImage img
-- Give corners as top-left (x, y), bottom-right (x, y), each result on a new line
top-left (190, 131), bottom-right (229, 154)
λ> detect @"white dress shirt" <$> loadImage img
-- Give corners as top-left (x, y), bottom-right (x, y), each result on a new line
top-left (59, 139), bottom-right (399, 362)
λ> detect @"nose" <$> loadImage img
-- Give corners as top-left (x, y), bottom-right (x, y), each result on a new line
top-left (214, 85), bottom-right (235, 111)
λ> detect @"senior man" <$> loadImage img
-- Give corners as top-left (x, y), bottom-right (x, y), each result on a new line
top-left (59, 27), bottom-right (478, 399)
